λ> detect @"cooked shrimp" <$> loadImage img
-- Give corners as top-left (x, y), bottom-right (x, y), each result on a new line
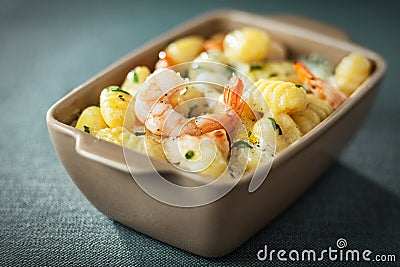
top-left (134, 68), bottom-right (245, 137)
top-left (294, 61), bottom-right (346, 109)
top-left (162, 129), bottom-right (229, 178)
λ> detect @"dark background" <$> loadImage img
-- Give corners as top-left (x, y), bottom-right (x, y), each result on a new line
top-left (1, 0), bottom-right (399, 266)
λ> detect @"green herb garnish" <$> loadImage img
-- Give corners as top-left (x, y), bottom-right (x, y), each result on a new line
top-left (183, 69), bottom-right (190, 78)
top-left (268, 117), bottom-right (282, 135)
top-left (188, 104), bottom-right (198, 118)
top-left (118, 94), bottom-right (125, 101)
top-left (248, 130), bottom-right (252, 137)
top-left (295, 84), bottom-right (303, 88)
top-left (231, 140), bottom-right (252, 149)
top-left (250, 65), bottom-right (263, 71)
top-left (83, 125), bottom-right (90, 134)
top-left (134, 131), bottom-right (146, 136)
top-left (181, 87), bottom-right (189, 95)
top-left (269, 73), bottom-right (277, 78)
top-left (133, 71), bottom-right (139, 83)
top-left (185, 150), bottom-right (195, 159)
top-left (107, 87), bottom-right (130, 95)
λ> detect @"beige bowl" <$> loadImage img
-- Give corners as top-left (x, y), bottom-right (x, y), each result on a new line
top-left (46, 10), bottom-right (386, 257)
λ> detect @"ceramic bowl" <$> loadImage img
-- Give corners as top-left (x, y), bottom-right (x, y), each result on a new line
top-left (46, 10), bottom-right (386, 257)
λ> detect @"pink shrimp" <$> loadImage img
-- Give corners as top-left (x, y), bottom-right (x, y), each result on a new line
top-left (134, 68), bottom-right (244, 137)
top-left (294, 61), bottom-right (346, 109)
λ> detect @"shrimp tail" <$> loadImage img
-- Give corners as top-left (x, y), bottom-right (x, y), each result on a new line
top-left (223, 74), bottom-right (245, 115)
top-left (187, 75), bottom-right (245, 136)
top-left (294, 61), bottom-right (346, 109)
top-left (293, 61), bottom-right (327, 99)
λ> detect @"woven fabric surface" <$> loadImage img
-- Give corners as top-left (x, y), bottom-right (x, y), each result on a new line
top-left (1, 0), bottom-right (399, 266)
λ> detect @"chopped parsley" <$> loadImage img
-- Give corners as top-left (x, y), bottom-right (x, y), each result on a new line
top-left (185, 150), bottom-right (195, 159)
top-left (134, 131), bottom-right (146, 136)
top-left (231, 140), bottom-right (252, 149)
top-left (107, 87), bottom-right (130, 95)
top-left (250, 65), bottom-right (263, 71)
top-left (295, 84), bottom-right (303, 88)
top-left (268, 73), bottom-right (277, 78)
top-left (118, 94), bottom-right (125, 101)
top-left (133, 71), bottom-right (139, 83)
top-left (183, 69), bottom-right (190, 78)
top-left (83, 125), bottom-right (90, 134)
top-left (268, 117), bottom-right (282, 135)
top-left (181, 87), bottom-right (189, 95)
top-left (188, 104), bottom-right (198, 118)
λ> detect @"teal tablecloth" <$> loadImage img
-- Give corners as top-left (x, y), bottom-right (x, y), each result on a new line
top-left (1, 0), bottom-right (399, 266)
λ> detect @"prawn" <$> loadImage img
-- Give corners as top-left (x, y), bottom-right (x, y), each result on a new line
top-left (134, 68), bottom-right (245, 137)
top-left (294, 61), bottom-right (346, 109)
top-left (162, 129), bottom-right (230, 177)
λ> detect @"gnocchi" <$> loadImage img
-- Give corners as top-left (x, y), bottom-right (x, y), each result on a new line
top-left (100, 86), bottom-right (135, 129)
top-left (75, 27), bottom-right (372, 178)
top-left (246, 61), bottom-right (302, 84)
top-left (253, 79), bottom-right (308, 114)
top-left (121, 66), bottom-right (151, 95)
top-left (165, 35), bottom-right (205, 64)
top-left (75, 106), bottom-right (107, 134)
top-left (335, 52), bottom-right (372, 96)
top-left (223, 27), bottom-right (271, 63)
top-left (95, 126), bottom-right (166, 160)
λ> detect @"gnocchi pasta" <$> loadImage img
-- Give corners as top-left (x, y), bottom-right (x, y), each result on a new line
top-left (223, 27), bottom-right (271, 63)
top-left (100, 86), bottom-right (135, 129)
top-left (75, 106), bottom-right (107, 134)
top-left (246, 61), bottom-right (302, 84)
top-left (165, 35), bottom-right (205, 64)
top-left (95, 126), bottom-right (166, 160)
top-left (121, 66), bottom-right (151, 95)
top-left (75, 27), bottom-right (372, 178)
top-left (335, 52), bottom-right (372, 96)
top-left (252, 79), bottom-right (308, 114)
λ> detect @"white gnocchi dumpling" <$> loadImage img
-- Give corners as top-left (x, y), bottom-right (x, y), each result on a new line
top-left (252, 79), bottom-right (309, 114)
top-left (223, 27), bottom-right (271, 63)
top-left (165, 35), bottom-right (205, 64)
top-left (100, 86), bottom-right (135, 129)
top-left (335, 52), bottom-right (372, 96)
top-left (121, 66), bottom-right (151, 96)
top-left (246, 61), bottom-right (301, 84)
top-left (75, 106), bottom-right (107, 134)
top-left (291, 94), bottom-right (333, 135)
top-left (95, 126), bottom-right (166, 160)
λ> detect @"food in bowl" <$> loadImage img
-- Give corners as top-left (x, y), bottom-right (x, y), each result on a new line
top-left (47, 10), bottom-right (386, 257)
top-left (74, 27), bottom-right (372, 178)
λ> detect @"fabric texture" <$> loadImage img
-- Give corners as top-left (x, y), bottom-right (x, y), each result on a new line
top-left (1, 0), bottom-right (399, 266)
